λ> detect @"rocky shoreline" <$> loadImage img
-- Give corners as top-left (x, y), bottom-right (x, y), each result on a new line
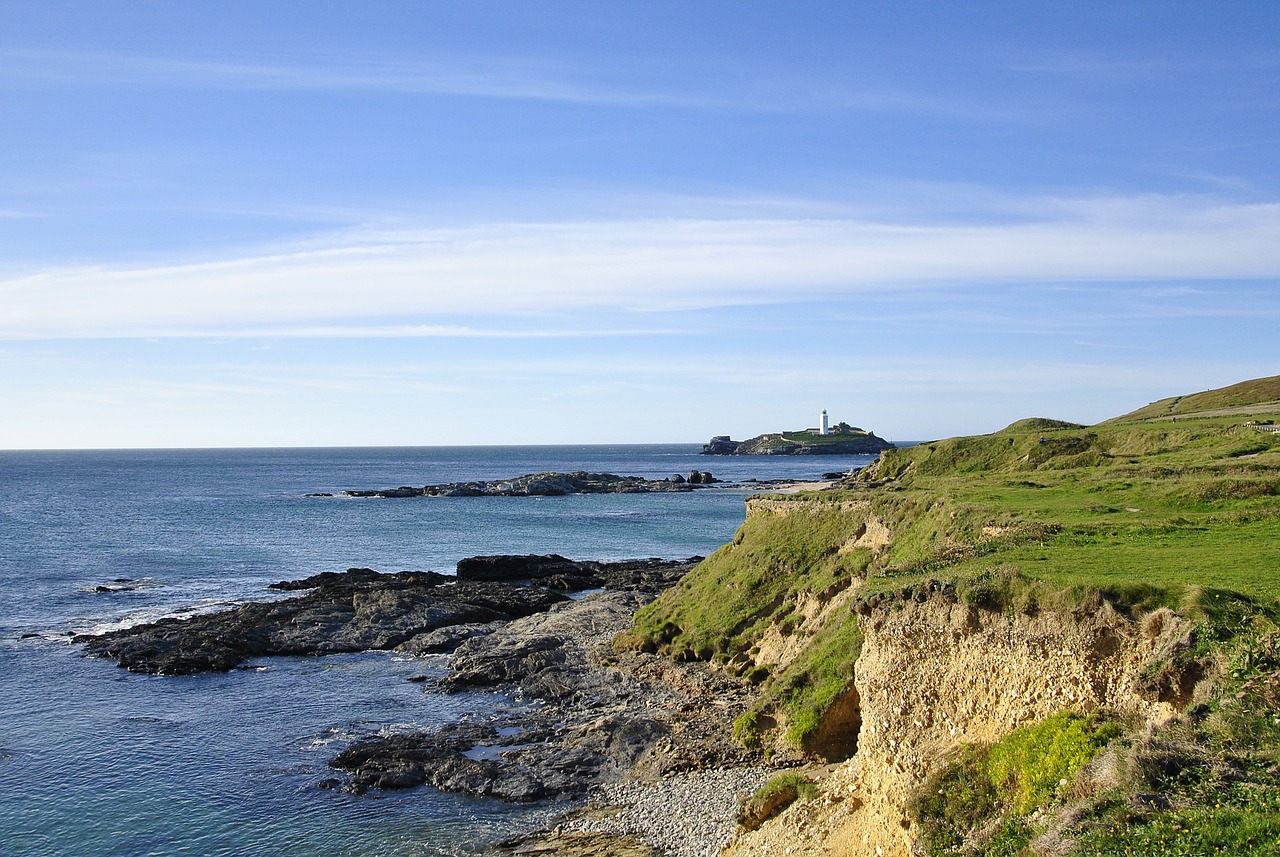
top-left (76, 553), bottom-right (771, 855)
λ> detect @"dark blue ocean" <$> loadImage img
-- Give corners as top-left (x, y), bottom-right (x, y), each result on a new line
top-left (0, 445), bottom-right (877, 856)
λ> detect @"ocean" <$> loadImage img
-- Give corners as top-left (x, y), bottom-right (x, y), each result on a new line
top-left (0, 445), bottom-right (878, 856)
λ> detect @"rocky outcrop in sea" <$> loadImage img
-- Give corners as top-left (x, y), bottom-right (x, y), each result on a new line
top-left (74, 557), bottom-right (695, 675)
top-left (702, 430), bottom-right (893, 455)
top-left (329, 470), bottom-right (720, 498)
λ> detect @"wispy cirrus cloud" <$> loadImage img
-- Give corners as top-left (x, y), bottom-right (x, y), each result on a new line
top-left (2, 194), bottom-right (1277, 340)
top-left (0, 48), bottom-right (732, 108)
top-left (0, 48), bottom-right (1006, 118)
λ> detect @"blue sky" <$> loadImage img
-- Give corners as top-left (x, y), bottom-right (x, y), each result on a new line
top-left (2, 1), bottom-right (1278, 448)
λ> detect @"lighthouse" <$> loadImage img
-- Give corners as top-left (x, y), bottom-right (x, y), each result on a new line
top-left (820, 409), bottom-right (829, 436)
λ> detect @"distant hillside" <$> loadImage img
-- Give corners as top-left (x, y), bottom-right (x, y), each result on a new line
top-left (1109, 374), bottom-right (1280, 423)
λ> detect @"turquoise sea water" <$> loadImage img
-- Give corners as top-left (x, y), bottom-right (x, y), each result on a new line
top-left (0, 445), bottom-right (876, 856)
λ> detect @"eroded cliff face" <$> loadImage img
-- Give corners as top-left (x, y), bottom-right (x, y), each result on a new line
top-left (727, 594), bottom-right (1184, 857)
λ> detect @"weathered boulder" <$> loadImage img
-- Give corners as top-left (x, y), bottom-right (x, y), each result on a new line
top-left (701, 436), bottom-right (741, 455)
top-left (324, 578), bottom-right (757, 813)
top-left (456, 554), bottom-right (586, 582)
top-left (396, 621), bottom-right (506, 655)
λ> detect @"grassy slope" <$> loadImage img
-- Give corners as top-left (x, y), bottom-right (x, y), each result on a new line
top-left (860, 415), bottom-right (1280, 604)
top-left (619, 377), bottom-right (1280, 852)
top-left (1109, 374), bottom-right (1280, 422)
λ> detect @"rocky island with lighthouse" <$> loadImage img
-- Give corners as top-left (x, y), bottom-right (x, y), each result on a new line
top-left (702, 409), bottom-right (895, 455)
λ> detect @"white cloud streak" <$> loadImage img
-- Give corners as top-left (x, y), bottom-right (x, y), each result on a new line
top-left (2, 196), bottom-right (1277, 340)
top-left (0, 49), bottom-right (727, 108)
top-left (0, 49), bottom-right (1006, 117)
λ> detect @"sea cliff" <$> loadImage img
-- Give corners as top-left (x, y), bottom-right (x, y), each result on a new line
top-left (619, 375), bottom-right (1280, 856)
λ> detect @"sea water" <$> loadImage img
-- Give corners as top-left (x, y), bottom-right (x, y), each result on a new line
top-left (0, 446), bottom-right (877, 856)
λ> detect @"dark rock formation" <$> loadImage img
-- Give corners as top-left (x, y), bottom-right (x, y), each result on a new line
top-left (396, 621), bottom-right (507, 656)
top-left (76, 568), bottom-right (568, 675)
top-left (456, 555), bottom-right (699, 592)
top-left (328, 584), bottom-right (756, 804)
top-left (76, 558), bottom-right (698, 675)
top-left (339, 471), bottom-right (715, 499)
top-left (329, 711), bottom-right (668, 801)
top-left (491, 832), bottom-right (659, 857)
top-left (702, 436), bottom-right (741, 455)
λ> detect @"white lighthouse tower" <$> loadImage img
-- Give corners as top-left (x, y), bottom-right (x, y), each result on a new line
top-left (820, 409), bottom-right (829, 435)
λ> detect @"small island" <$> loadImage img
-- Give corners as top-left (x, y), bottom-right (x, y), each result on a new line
top-left (703, 410), bottom-right (895, 455)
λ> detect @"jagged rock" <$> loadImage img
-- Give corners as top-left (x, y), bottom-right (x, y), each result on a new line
top-left (396, 621), bottom-right (506, 655)
top-left (456, 555), bottom-right (699, 593)
top-left (332, 593), bottom-right (678, 801)
top-left (76, 568), bottom-right (568, 674)
top-left (79, 558), bottom-right (698, 675)
top-left (702, 436), bottom-right (741, 455)
top-left (328, 586), bottom-right (755, 805)
top-left (457, 554), bottom-right (587, 582)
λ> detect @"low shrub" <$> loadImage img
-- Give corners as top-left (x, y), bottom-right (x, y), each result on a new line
top-left (985, 712), bottom-right (1122, 815)
top-left (911, 712), bottom-right (1120, 855)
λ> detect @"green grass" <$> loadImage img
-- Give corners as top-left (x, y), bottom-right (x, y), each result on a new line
top-left (764, 614), bottom-right (863, 749)
top-left (848, 415), bottom-right (1280, 612)
top-left (987, 713), bottom-right (1123, 815)
top-left (749, 771), bottom-right (818, 804)
top-left (911, 713), bottom-right (1121, 855)
top-left (780, 429), bottom-right (878, 444)
top-left (938, 517), bottom-right (1280, 607)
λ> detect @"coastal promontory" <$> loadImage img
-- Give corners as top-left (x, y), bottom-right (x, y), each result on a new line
top-left (703, 422), bottom-right (894, 456)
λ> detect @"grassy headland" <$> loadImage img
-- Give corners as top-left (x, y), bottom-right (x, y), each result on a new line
top-left (618, 376), bottom-right (1280, 853)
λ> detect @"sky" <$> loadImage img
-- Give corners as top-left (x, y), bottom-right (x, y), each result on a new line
top-left (1, 1), bottom-right (1278, 448)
